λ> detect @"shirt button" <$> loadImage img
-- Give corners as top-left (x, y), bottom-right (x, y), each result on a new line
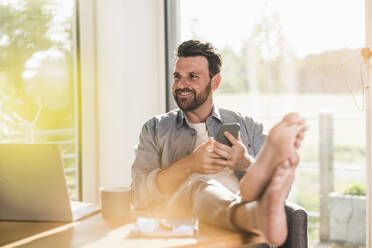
top-left (247, 144), bottom-right (251, 148)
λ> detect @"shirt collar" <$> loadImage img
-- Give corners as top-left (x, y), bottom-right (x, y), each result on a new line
top-left (176, 105), bottom-right (222, 128)
top-left (210, 105), bottom-right (222, 123)
top-left (176, 109), bottom-right (189, 128)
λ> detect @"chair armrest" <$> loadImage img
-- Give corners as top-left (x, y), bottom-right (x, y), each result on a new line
top-left (280, 201), bottom-right (308, 248)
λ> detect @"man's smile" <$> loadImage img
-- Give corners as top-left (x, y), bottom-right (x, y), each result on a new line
top-left (178, 91), bottom-right (193, 96)
top-left (175, 88), bottom-right (196, 97)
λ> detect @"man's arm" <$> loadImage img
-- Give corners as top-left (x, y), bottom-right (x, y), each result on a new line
top-left (132, 121), bottom-right (225, 209)
top-left (155, 138), bottom-right (225, 194)
top-left (131, 120), bottom-right (167, 210)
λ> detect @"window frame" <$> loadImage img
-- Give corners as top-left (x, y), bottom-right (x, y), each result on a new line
top-left (77, 0), bottom-right (99, 203)
top-left (365, 1), bottom-right (372, 247)
top-left (164, 0), bottom-right (180, 111)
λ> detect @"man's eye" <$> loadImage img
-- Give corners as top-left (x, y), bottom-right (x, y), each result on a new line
top-left (190, 74), bottom-right (198, 79)
top-left (174, 75), bottom-right (180, 80)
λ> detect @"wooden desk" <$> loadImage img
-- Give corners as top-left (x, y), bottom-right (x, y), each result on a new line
top-left (0, 212), bottom-right (254, 248)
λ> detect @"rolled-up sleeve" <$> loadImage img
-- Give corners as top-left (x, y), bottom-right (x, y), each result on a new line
top-left (131, 120), bottom-right (170, 210)
top-left (251, 120), bottom-right (266, 156)
top-left (240, 116), bottom-right (267, 157)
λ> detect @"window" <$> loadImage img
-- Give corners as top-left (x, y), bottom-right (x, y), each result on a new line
top-left (167, 0), bottom-right (369, 246)
top-left (0, 0), bottom-right (79, 200)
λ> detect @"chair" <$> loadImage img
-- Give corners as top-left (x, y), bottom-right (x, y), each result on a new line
top-left (280, 201), bottom-right (308, 248)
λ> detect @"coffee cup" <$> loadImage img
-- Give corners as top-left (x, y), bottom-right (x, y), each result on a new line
top-left (100, 186), bottom-right (132, 219)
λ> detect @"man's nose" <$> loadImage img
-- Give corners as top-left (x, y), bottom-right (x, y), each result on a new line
top-left (177, 77), bottom-right (189, 88)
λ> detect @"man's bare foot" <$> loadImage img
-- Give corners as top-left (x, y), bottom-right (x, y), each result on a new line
top-left (262, 112), bottom-right (306, 166)
top-left (256, 161), bottom-right (295, 246)
top-left (240, 112), bottom-right (306, 201)
top-left (234, 161), bottom-right (296, 246)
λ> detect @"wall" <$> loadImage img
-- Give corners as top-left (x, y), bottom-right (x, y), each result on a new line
top-left (96, 0), bottom-right (166, 188)
top-left (80, 0), bottom-right (166, 202)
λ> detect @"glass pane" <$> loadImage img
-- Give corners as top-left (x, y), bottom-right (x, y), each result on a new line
top-left (180, 0), bottom-right (366, 246)
top-left (0, 0), bottom-right (78, 200)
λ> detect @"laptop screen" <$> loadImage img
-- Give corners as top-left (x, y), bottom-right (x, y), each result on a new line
top-left (0, 144), bottom-right (73, 222)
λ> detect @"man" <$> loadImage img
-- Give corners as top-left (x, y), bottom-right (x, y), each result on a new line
top-left (131, 40), bottom-right (306, 246)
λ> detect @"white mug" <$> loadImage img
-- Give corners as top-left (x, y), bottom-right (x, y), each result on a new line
top-left (100, 186), bottom-right (132, 219)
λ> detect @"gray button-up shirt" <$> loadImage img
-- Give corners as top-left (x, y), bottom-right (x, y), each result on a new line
top-left (131, 106), bottom-right (266, 210)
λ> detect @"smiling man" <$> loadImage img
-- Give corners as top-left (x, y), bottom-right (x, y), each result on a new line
top-left (131, 40), bottom-right (306, 246)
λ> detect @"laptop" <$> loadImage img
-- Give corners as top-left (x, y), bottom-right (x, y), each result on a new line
top-left (0, 144), bottom-right (100, 222)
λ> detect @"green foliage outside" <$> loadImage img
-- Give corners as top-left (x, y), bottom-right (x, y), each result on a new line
top-left (290, 170), bottom-right (319, 213)
top-left (0, 0), bottom-right (77, 199)
top-left (290, 167), bottom-right (367, 240)
top-left (0, 0), bottom-right (53, 92)
top-left (216, 13), bottom-right (296, 94)
top-left (0, 0), bottom-right (75, 136)
top-left (344, 184), bottom-right (366, 196)
top-left (219, 46), bottom-right (248, 93)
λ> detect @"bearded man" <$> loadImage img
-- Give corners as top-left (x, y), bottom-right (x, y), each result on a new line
top-left (131, 40), bottom-right (306, 246)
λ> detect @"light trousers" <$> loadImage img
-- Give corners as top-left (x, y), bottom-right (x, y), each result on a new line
top-left (155, 177), bottom-right (242, 232)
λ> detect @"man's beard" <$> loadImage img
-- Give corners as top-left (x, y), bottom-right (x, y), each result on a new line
top-left (173, 81), bottom-right (211, 111)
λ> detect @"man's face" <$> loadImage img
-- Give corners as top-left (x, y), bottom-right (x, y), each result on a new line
top-left (172, 56), bottom-right (212, 111)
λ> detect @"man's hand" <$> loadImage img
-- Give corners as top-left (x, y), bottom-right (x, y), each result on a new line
top-left (213, 132), bottom-right (253, 171)
top-left (186, 138), bottom-right (225, 174)
top-left (156, 138), bottom-right (225, 194)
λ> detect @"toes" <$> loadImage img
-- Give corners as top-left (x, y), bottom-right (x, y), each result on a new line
top-left (283, 112), bottom-right (300, 124)
top-left (280, 160), bottom-right (291, 169)
top-left (296, 131), bottom-right (305, 141)
top-left (294, 139), bottom-right (301, 148)
top-left (296, 117), bottom-right (306, 126)
top-left (289, 153), bottom-right (300, 167)
top-left (296, 123), bottom-right (308, 137)
top-left (283, 113), bottom-right (307, 136)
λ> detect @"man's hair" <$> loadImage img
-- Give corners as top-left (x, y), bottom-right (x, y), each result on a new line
top-left (176, 40), bottom-right (222, 78)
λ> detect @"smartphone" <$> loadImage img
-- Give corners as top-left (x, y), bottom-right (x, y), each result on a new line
top-left (215, 123), bottom-right (241, 146)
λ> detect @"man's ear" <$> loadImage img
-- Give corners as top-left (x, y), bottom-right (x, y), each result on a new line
top-left (211, 73), bottom-right (221, 90)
